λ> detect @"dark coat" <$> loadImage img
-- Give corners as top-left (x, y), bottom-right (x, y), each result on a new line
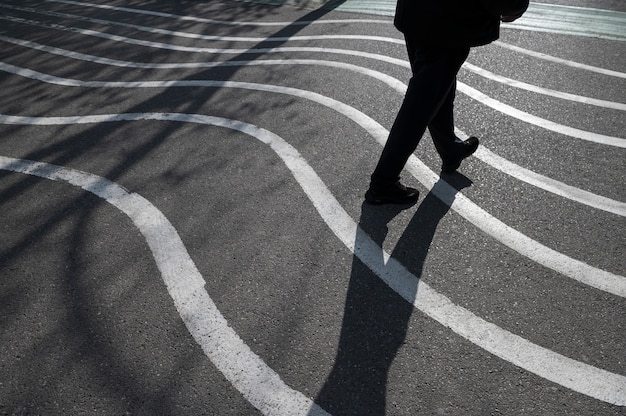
top-left (394, 0), bottom-right (529, 48)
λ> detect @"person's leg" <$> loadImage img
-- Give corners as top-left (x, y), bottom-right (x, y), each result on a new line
top-left (428, 76), bottom-right (480, 173)
top-left (405, 35), bottom-right (418, 74)
top-left (427, 80), bottom-right (457, 152)
top-left (368, 46), bottom-right (469, 199)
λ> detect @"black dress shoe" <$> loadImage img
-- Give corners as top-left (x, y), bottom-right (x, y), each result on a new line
top-left (441, 136), bottom-right (479, 173)
top-left (365, 180), bottom-right (419, 205)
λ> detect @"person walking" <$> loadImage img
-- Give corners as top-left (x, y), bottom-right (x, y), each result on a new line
top-left (365, 0), bottom-right (529, 205)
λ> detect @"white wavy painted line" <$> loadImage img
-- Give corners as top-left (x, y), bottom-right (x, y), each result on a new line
top-left (47, 0), bottom-right (390, 25)
top-left (48, 0), bottom-right (626, 42)
top-left (470, 141), bottom-right (626, 217)
top-left (0, 35), bottom-right (402, 97)
top-left (494, 41), bottom-right (626, 79)
top-left (3, 28), bottom-right (620, 112)
top-left (1, 64), bottom-right (625, 298)
top-left (40, 0), bottom-right (626, 78)
top-left (329, 0), bottom-right (626, 42)
top-left (1, 114), bottom-right (624, 406)
top-left (0, 15), bottom-right (408, 65)
top-left (462, 62), bottom-right (626, 111)
top-left (3, 14), bottom-right (624, 148)
top-left (3, 28), bottom-right (624, 113)
top-left (0, 4), bottom-right (404, 45)
top-left (3, 8), bottom-right (623, 110)
top-left (4, 37), bottom-right (625, 219)
top-left (456, 82), bottom-right (626, 148)
top-left (0, 146), bottom-right (330, 416)
top-left (43, 0), bottom-right (626, 78)
top-left (0, 42), bottom-right (624, 216)
top-left (7, 4), bottom-right (626, 84)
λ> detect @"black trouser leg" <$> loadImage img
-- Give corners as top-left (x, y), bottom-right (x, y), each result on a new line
top-left (370, 43), bottom-right (469, 186)
top-left (428, 79), bottom-right (463, 158)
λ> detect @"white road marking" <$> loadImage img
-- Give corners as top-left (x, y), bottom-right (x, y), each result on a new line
top-left (462, 62), bottom-right (626, 111)
top-left (503, 2), bottom-right (626, 42)
top-left (471, 143), bottom-right (626, 217)
top-left (3, 2), bottom-right (625, 408)
top-left (46, 0), bottom-right (391, 25)
top-left (1, 114), bottom-right (625, 406)
top-left (5, 32), bottom-right (623, 114)
top-left (2, 35), bottom-right (625, 217)
top-left (0, 36), bottom-right (406, 89)
top-left (2, 14), bottom-right (624, 147)
top-left (0, 144), bottom-right (330, 416)
top-left (332, 0), bottom-right (626, 41)
top-left (0, 4), bottom-right (405, 45)
top-left (47, 0), bottom-right (626, 41)
top-left (457, 82), bottom-right (626, 147)
top-left (494, 41), bottom-right (626, 79)
top-left (40, 0), bottom-right (626, 78)
top-left (2, 63), bottom-right (625, 297)
top-left (3, 9), bottom-right (624, 109)
top-left (0, 14), bottom-right (403, 65)
top-left (5, 5), bottom-right (626, 83)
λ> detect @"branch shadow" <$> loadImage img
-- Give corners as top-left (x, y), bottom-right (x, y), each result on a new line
top-left (1, 0), bottom-right (351, 413)
top-left (0, 0), bottom-right (351, 285)
top-left (314, 174), bottom-right (472, 415)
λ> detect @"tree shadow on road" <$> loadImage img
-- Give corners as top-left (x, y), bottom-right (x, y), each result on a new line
top-left (313, 175), bottom-right (472, 415)
top-left (0, 0), bottom-right (354, 414)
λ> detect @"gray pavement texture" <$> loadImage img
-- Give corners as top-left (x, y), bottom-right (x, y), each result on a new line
top-left (0, 0), bottom-right (625, 415)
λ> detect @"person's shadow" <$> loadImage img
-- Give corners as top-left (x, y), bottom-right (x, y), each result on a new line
top-left (312, 174), bottom-right (472, 415)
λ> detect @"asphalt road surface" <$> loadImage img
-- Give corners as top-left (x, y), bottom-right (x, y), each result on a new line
top-left (1, 0), bottom-right (625, 415)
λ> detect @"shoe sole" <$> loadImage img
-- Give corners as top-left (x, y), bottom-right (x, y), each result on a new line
top-left (364, 191), bottom-right (419, 205)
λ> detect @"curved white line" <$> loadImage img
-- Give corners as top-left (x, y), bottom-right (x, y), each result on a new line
top-left (0, 148), bottom-right (330, 416)
top-left (0, 14), bottom-right (626, 111)
top-left (2, 35), bottom-right (624, 217)
top-left (7, 5), bottom-right (626, 82)
top-left (4, 0), bottom-right (624, 406)
top-left (470, 141), bottom-right (626, 217)
top-left (32, 0), bottom-right (626, 79)
top-left (456, 82), bottom-right (626, 148)
top-left (0, 36), bottom-right (402, 94)
top-left (462, 62), bottom-right (626, 111)
top-left (46, 0), bottom-right (390, 26)
top-left (0, 15), bottom-right (408, 64)
top-left (0, 4), bottom-right (404, 45)
top-left (1, 114), bottom-right (624, 406)
top-left (3, 15), bottom-right (624, 147)
top-left (29, 1), bottom-right (626, 80)
top-left (2, 52), bottom-right (625, 216)
top-left (34, 10), bottom-right (626, 110)
top-left (47, 0), bottom-right (626, 44)
top-left (494, 41), bottom-right (626, 79)
top-left (1, 67), bottom-right (625, 298)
